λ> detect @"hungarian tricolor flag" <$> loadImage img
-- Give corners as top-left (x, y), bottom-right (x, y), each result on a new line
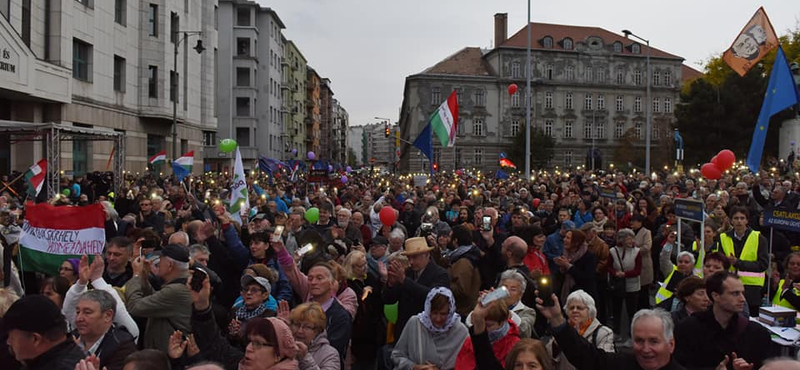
top-left (24, 159), bottom-right (47, 197)
top-left (430, 90), bottom-right (459, 148)
top-left (149, 150), bottom-right (166, 165)
top-left (500, 158), bottom-right (517, 169)
top-left (172, 151), bottom-right (194, 181)
top-left (19, 202), bottom-right (105, 275)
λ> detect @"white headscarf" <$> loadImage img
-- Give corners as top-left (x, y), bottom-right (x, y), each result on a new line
top-left (417, 287), bottom-right (460, 333)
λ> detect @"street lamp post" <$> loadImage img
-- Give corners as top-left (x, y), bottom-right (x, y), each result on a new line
top-left (622, 29), bottom-right (651, 176)
top-left (524, 0), bottom-right (532, 177)
top-left (172, 31), bottom-right (205, 160)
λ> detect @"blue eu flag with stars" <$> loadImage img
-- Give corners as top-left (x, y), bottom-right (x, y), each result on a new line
top-left (747, 47), bottom-right (800, 173)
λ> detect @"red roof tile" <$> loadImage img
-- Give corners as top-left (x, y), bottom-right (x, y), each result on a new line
top-left (681, 64), bottom-right (704, 83)
top-left (421, 47), bottom-right (494, 76)
top-left (500, 22), bottom-right (682, 60)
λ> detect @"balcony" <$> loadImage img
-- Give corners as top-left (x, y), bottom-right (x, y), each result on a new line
top-left (281, 57), bottom-right (288, 66)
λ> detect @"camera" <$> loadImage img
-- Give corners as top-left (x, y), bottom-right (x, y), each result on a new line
top-left (419, 223), bottom-right (434, 238)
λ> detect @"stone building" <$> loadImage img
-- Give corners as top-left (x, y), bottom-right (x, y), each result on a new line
top-left (306, 66), bottom-right (321, 156)
top-left (364, 122), bottom-right (397, 168)
top-left (319, 77), bottom-right (333, 160)
top-left (400, 13), bottom-right (698, 173)
top-left (282, 38), bottom-right (307, 160)
top-left (331, 98), bottom-right (348, 164)
top-left (0, 0), bottom-right (217, 175)
top-left (348, 125), bottom-right (365, 166)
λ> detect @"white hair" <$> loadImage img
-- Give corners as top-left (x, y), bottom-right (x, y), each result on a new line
top-left (389, 228), bottom-right (406, 240)
top-left (564, 289), bottom-right (597, 320)
top-left (631, 308), bottom-right (674, 342)
top-left (101, 201), bottom-right (118, 220)
top-left (499, 269), bottom-right (527, 293)
top-left (677, 251), bottom-right (696, 266)
top-left (164, 256), bottom-right (189, 271)
top-left (169, 231), bottom-right (190, 247)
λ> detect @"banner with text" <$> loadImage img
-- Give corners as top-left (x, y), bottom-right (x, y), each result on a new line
top-left (19, 202), bottom-right (105, 275)
top-left (763, 209), bottom-right (800, 233)
top-left (674, 198), bottom-right (705, 223)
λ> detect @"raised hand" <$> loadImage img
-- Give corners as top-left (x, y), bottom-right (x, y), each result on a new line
top-left (186, 334), bottom-right (200, 357)
top-left (535, 291), bottom-right (565, 327)
top-left (89, 254), bottom-right (104, 282)
top-left (277, 300), bottom-right (291, 322)
top-left (167, 330), bottom-right (187, 359)
top-left (78, 255), bottom-right (91, 285)
top-left (187, 272), bottom-right (211, 311)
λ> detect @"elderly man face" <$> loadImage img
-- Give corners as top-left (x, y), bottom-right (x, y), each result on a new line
top-left (388, 235), bottom-right (404, 253)
top-left (336, 210), bottom-right (351, 228)
top-left (632, 316), bottom-right (675, 370)
top-left (351, 212), bottom-right (364, 227)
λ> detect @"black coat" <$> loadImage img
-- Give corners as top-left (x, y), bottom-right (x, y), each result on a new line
top-left (325, 299), bottom-right (353, 367)
top-left (21, 340), bottom-right (86, 370)
top-left (674, 310), bottom-right (773, 370)
top-left (382, 260), bottom-right (449, 339)
top-left (555, 250), bottom-right (598, 300)
top-left (92, 325), bottom-right (137, 370)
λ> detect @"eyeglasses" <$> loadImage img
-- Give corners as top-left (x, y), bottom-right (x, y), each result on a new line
top-left (248, 340), bottom-right (274, 350)
top-left (290, 322), bottom-right (318, 332)
top-left (241, 287), bottom-right (266, 294)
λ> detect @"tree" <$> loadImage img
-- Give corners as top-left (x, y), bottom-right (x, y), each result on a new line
top-left (508, 128), bottom-right (555, 170)
top-left (347, 148), bottom-right (358, 167)
top-left (613, 128), bottom-right (643, 170)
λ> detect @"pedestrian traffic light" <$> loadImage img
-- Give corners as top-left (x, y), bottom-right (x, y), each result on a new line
top-left (384, 125), bottom-right (390, 138)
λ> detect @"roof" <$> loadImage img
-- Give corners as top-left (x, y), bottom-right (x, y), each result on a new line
top-left (500, 22), bottom-right (682, 60)
top-left (420, 47), bottom-right (493, 76)
top-left (681, 64), bottom-right (704, 82)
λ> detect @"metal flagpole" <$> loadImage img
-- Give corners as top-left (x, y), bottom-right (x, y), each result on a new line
top-left (524, 0), bottom-right (532, 177)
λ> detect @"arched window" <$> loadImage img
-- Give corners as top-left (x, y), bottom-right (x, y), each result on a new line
top-left (613, 42), bottom-right (623, 53)
top-left (563, 38), bottom-right (573, 50)
top-left (631, 43), bottom-right (641, 54)
top-left (543, 36), bottom-right (553, 49)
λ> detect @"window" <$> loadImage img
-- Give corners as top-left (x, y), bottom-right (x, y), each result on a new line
top-left (545, 92), bottom-right (553, 109)
top-left (631, 43), bottom-right (641, 54)
top-left (563, 38), bottom-right (573, 50)
top-left (597, 95), bottom-right (605, 110)
top-left (596, 121), bottom-right (605, 139)
top-left (475, 90), bottom-right (485, 107)
top-left (543, 36), bottom-right (553, 49)
top-left (616, 69), bottom-right (624, 84)
top-left (634, 70), bottom-right (642, 85)
top-left (148, 4), bottom-right (158, 36)
top-left (431, 87), bottom-right (441, 105)
top-left (564, 120), bottom-right (573, 138)
top-left (584, 120), bottom-right (593, 139)
top-left (664, 98), bottom-right (672, 113)
top-left (455, 88), bottom-right (463, 103)
top-left (170, 12), bottom-right (179, 43)
top-left (653, 97), bottom-right (660, 113)
top-left (613, 42), bottom-right (623, 53)
top-left (237, 38), bottom-right (250, 56)
top-left (635, 122), bottom-right (642, 139)
top-left (584, 94), bottom-right (593, 110)
top-left (565, 150), bottom-right (573, 166)
top-left (236, 97), bottom-right (250, 117)
top-left (457, 118), bottom-right (465, 136)
top-left (565, 65), bottom-right (574, 81)
top-left (664, 70), bottom-right (672, 87)
top-left (546, 65), bottom-right (553, 80)
top-left (115, 0), bottom-right (126, 25)
top-left (652, 123), bottom-right (660, 140)
top-left (237, 7), bottom-right (250, 26)
top-left (148, 65), bottom-right (158, 98)
top-left (236, 67), bottom-right (250, 87)
top-left (512, 92), bottom-right (520, 108)
top-left (170, 70), bottom-right (178, 102)
top-left (72, 38), bottom-right (92, 81)
top-left (544, 120), bottom-right (553, 137)
top-left (236, 127), bottom-right (250, 147)
top-left (75, 0), bottom-right (91, 7)
top-left (214, 5), bottom-right (218, 30)
top-left (596, 68), bottom-right (605, 83)
top-left (474, 149), bottom-right (483, 165)
top-left (653, 71), bottom-right (660, 86)
top-left (565, 93), bottom-right (573, 109)
top-left (203, 131), bottom-right (216, 146)
top-left (473, 118), bottom-right (484, 136)
top-left (615, 122), bottom-right (624, 138)
top-left (615, 95), bottom-right (624, 112)
top-left (511, 62), bottom-right (521, 78)
top-left (72, 123), bottom-right (91, 177)
top-left (634, 96), bottom-right (642, 112)
top-left (586, 66), bottom-right (593, 82)
top-left (113, 55), bottom-right (125, 92)
top-left (511, 119), bottom-right (520, 137)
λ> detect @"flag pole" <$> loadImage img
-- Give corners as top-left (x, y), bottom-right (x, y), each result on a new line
top-left (0, 172), bottom-right (27, 194)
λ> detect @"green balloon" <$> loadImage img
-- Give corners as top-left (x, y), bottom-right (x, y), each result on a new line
top-left (305, 207), bottom-right (320, 224)
top-left (219, 138), bottom-right (238, 153)
top-left (61, 189), bottom-right (71, 196)
top-left (384, 303), bottom-right (398, 324)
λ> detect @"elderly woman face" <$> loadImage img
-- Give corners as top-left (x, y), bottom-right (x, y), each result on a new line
top-left (622, 236), bottom-right (635, 248)
top-left (501, 278), bottom-right (523, 304)
top-left (677, 255), bottom-right (694, 275)
top-left (241, 283), bottom-right (270, 309)
top-left (290, 319), bottom-right (321, 346)
top-left (566, 298), bottom-right (591, 327)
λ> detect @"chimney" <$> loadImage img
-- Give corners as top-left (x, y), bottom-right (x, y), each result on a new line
top-left (494, 13), bottom-right (507, 48)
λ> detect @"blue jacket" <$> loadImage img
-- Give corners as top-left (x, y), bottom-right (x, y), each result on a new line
top-left (573, 210), bottom-right (593, 228)
top-left (543, 231), bottom-right (564, 272)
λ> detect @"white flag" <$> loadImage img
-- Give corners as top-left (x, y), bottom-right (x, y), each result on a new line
top-left (228, 148), bottom-right (250, 225)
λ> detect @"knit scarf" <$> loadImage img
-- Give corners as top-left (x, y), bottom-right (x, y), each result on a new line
top-left (235, 302), bottom-right (269, 321)
top-left (418, 287), bottom-right (460, 333)
top-left (488, 320), bottom-right (510, 343)
top-left (445, 245), bottom-right (473, 264)
top-left (560, 243), bottom-right (588, 303)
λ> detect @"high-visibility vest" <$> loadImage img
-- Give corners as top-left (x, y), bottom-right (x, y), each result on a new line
top-left (772, 279), bottom-right (800, 309)
top-left (692, 241), bottom-right (705, 277)
top-left (655, 265), bottom-right (700, 305)
top-left (717, 231), bottom-right (765, 287)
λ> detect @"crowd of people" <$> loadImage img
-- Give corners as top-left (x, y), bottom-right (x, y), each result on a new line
top-left (2, 166), bottom-right (800, 370)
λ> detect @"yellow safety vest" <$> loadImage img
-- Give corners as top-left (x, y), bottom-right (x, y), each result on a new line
top-left (656, 265), bottom-right (701, 305)
top-left (717, 231), bottom-right (765, 287)
top-left (772, 279), bottom-right (800, 309)
top-left (692, 241), bottom-right (705, 277)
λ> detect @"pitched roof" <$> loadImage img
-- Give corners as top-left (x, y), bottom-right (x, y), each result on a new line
top-left (500, 22), bottom-right (682, 60)
top-left (681, 64), bottom-right (704, 83)
top-left (420, 47), bottom-right (494, 76)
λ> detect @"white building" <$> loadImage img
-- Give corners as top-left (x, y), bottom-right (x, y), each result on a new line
top-left (348, 125), bottom-right (365, 166)
top-left (0, 0), bottom-right (218, 175)
top-left (211, 0), bottom-right (284, 170)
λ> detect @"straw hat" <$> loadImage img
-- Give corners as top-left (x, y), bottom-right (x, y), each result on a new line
top-left (402, 237), bottom-right (433, 256)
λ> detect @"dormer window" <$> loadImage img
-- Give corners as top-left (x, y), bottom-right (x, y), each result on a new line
top-left (543, 36), bottom-right (553, 49)
top-left (563, 38), bottom-right (573, 50)
top-left (631, 43), bottom-right (641, 54)
top-left (613, 42), bottom-right (623, 53)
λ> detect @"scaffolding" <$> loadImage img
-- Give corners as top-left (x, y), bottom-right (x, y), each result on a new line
top-left (0, 120), bottom-right (125, 199)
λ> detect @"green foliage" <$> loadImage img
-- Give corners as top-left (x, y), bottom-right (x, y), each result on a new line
top-left (508, 127), bottom-right (555, 170)
top-left (347, 148), bottom-right (358, 167)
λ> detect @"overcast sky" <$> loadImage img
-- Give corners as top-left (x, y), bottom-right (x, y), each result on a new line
top-left (258, 0), bottom-right (799, 128)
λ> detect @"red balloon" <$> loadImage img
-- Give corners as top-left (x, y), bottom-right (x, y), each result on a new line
top-left (532, 198), bottom-right (541, 208)
top-left (716, 149), bottom-right (736, 170)
top-left (379, 206), bottom-right (397, 227)
top-left (508, 84), bottom-right (518, 96)
top-left (710, 155), bottom-right (720, 167)
top-left (701, 163), bottom-right (723, 180)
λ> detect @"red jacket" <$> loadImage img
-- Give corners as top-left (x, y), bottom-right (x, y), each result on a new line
top-left (523, 248), bottom-right (551, 276)
top-left (456, 320), bottom-right (520, 370)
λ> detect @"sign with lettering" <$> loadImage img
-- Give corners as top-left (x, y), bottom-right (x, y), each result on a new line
top-left (763, 209), bottom-right (800, 233)
top-left (599, 187), bottom-right (617, 199)
top-left (0, 38), bottom-right (18, 76)
top-left (674, 198), bottom-right (705, 223)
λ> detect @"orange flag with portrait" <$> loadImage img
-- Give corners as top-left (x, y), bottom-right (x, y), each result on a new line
top-left (722, 7), bottom-right (779, 77)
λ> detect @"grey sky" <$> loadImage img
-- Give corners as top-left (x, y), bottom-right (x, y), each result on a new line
top-left (259, 0), bottom-right (798, 129)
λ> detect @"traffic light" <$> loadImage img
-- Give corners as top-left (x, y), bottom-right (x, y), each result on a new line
top-left (384, 125), bottom-right (390, 138)
top-left (433, 162), bottom-right (439, 171)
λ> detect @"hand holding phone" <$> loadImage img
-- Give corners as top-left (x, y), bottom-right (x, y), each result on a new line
top-left (271, 225), bottom-right (285, 242)
top-left (537, 276), bottom-right (554, 306)
top-left (481, 286), bottom-right (509, 306)
top-left (481, 216), bottom-right (492, 232)
top-left (190, 268), bottom-right (208, 292)
top-left (297, 243), bottom-right (313, 257)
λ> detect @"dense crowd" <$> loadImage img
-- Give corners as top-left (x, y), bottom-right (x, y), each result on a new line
top-left (2, 166), bottom-right (800, 370)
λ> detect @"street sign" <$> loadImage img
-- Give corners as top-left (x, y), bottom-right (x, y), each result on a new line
top-left (674, 198), bottom-right (704, 223)
top-left (763, 209), bottom-right (800, 233)
top-left (599, 187), bottom-right (616, 199)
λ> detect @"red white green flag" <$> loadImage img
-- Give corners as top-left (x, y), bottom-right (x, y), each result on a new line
top-left (429, 91), bottom-right (459, 148)
top-left (19, 202), bottom-right (105, 275)
top-left (24, 159), bottom-right (47, 197)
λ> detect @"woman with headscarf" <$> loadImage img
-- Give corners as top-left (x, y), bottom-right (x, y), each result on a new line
top-left (553, 229), bottom-right (597, 303)
top-left (60, 258), bottom-right (80, 285)
top-left (391, 287), bottom-right (469, 370)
